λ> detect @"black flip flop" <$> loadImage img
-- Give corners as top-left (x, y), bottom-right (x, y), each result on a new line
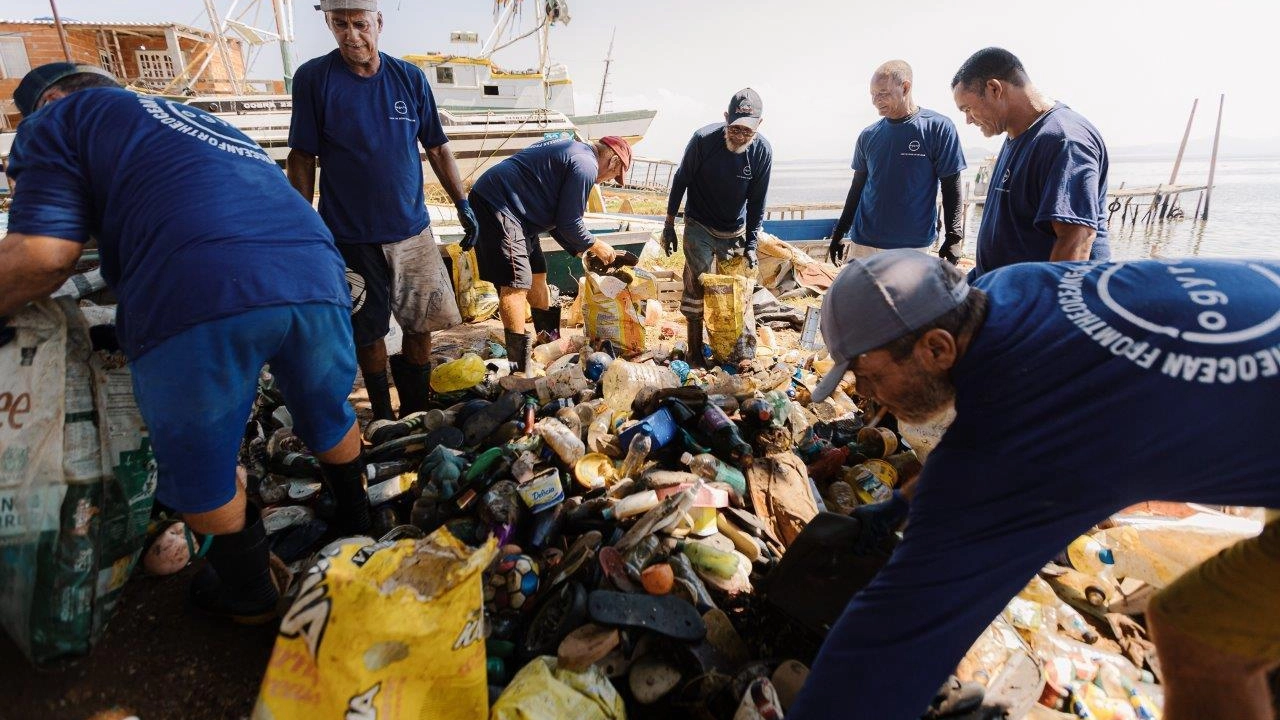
top-left (463, 390), bottom-right (524, 447)
top-left (588, 589), bottom-right (707, 642)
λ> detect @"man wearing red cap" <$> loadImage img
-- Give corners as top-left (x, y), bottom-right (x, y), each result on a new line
top-left (467, 136), bottom-right (628, 370)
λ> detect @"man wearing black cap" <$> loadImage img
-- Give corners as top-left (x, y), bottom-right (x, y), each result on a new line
top-left (467, 136), bottom-right (627, 371)
top-left (790, 250), bottom-right (1280, 720)
top-left (1, 64), bottom-right (372, 622)
top-left (288, 0), bottom-right (478, 422)
top-left (662, 88), bottom-right (773, 364)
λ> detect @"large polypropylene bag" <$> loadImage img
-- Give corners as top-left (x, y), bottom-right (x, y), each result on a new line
top-left (700, 270), bottom-right (756, 364)
top-left (490, 656), bottom-right (626, 720)
top-left (254, 529), bottom-right (498, 720)
top-left (582, 260), bottom-right (647, 355)
top-left (0, 298), bottom-right (155, 664)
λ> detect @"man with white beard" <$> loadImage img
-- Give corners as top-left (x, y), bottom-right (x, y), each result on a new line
top-left (662, 88), bottom-right (773, 364)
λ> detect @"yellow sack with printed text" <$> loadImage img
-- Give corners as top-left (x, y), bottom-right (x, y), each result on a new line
top-left (582, 260), bottom-right (648, 355)
top-left (700, 271), bottom-right (753, 363)
top-left (253, 530), bottom-right (498, 720)
top-left (446, 244), bottom-right (499, 322)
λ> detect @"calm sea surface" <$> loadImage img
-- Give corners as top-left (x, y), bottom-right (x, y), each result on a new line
top-left (768, 155), bottom-right (1280, 260)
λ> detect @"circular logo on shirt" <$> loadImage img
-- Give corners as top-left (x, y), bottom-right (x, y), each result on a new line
top-left (1054, 260), bottom-right (1280, 385)
top-left (160, 99), bottom-right (262, 150)
top-left (394, 100), bottom-right (408, 115)
top-left (346, 268), bottom-right (367, 314)
top-left (907, 140), bottom-right (921, 152)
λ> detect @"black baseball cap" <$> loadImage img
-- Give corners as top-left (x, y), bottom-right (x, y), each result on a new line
top-left (14, 62), bottom-right (117, 117)
top-left (727, 88), bottom-right (763, 130)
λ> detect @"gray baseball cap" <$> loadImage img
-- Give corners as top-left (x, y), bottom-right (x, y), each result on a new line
top-left (727, 88), bottom-right (763, 130)
top-left (811, 250), bottom-right (971, 403)
top-left (316, 0), bottom-right (377, 10)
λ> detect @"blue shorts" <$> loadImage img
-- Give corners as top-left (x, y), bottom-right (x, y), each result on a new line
top-left (129, 303), bottom-right (357, 514)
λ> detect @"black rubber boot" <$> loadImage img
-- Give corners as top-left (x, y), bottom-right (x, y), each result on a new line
top-left (530, 306), bottom-right (562, 344)
top-left (686, 317), bottom-right (706, 368)
top-left (505, 330), bottom-right (533, 374)
top-left (364, 370), bottom-right (395, 422)
top-left (389, 355), bottom-right (431, 418)
top-left (189, 503), bottom-right (279, 624)
top-left (320, 454), bottom-right (372, 535)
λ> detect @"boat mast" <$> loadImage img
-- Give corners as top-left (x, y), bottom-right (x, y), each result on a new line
top-left (203, 0), bottom-right (244, 94)
top-left (595, 27), bottom-right (614, 115)
top-left (270, 0), bottom-right (296, 92)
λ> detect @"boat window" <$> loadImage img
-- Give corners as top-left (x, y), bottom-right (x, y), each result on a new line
top-left (436, 66), bottom-right (454, 84)
top-left (483, 85), bottom-right (500, 96)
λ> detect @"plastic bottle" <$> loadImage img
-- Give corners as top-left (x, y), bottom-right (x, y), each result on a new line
top-left (608, 489), bottom-right (659, 520)
top-left (271, 451), bottom-right (318, 477)
top-left (532, 335), bottom-right (587, 366)
top-left (365, 458), bottom-right (416, 482)
top-left (678, 540), bottom-right (741, 579)
top-left (1065, 535), bottom-right (1117, 576)
top-left (617, 433), bottom-right (652, 480)
top-left (600, 359), bottom-right (679, 412)
top-left (535, 417), bottom-right (585, 466)
top-left (586, 407), bottom-right (619, 456)
top-left (680, 452), bottom-right (747, 498)
top-left (739, 396), bottom-right (774, 437)
top-left (644, 299), bottom-right (663, 326)
top-left (697, 404), bottom-right (753, 467)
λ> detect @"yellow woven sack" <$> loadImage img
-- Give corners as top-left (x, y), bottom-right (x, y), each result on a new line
top-left (700, 272), bottom-right (752, 363)
top-left (445, 243), bottom-right (499, 322)
top-left (253, 530), bottom-right (498, 720)
top-left (582, 260), bottom-right (647, 355)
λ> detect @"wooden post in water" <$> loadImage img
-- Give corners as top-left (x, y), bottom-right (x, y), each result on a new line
top-left (1202, 94), bottom-right (1225, 220)
top-left (1168, 99), bottom-right (1198, 186)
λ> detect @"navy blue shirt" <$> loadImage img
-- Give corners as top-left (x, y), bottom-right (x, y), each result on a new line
top-left (850, 109), bottom-right (966, 248)
top-left (666, 123), bottom-right (772, 245)
top-left (7, 88), bottom-right (348, 359)
top-left (973, 103), bottom-right (1110, 277)
top-left (471, 138), bottom-right (598, 255)
top-left (289, 51), bottom-right (448, 245)
top-left (792, 258), bottom-right (1280, 719)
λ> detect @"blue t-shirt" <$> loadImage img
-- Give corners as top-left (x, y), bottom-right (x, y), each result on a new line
top-left (665, 123), bottom-right (772, 242)
top-left (850, 108), bottom-right (966, 249)
top-left (6, 88), bottom-right (348, 360)
top-left (973, 103), bottom-right (1110, 277)
top-left (791, 258), bottom-right (1280, 719)
top-left (289, 51), bottom-right (448, 245)
top-left (471, 138), bottom-right (598, 255)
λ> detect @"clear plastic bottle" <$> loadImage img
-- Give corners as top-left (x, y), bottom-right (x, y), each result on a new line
top-left (607, 489), bottom-right (659, 520)
top-left (535, 417), bottom-right (585, 466)
top-left (617, 433), bottom-right (652, 480)
top-left (586, 406), bottom-right (620, 456)
top-left (680, 452), bottom-right (746, 497)
top-left (600, 359), bottom-right (679, 412)
top-left (532, 335), bottom-right (588, 366)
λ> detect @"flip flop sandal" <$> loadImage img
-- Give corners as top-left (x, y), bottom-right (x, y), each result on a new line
top-left (463, 390), bottom-right (525, 447)
top-left (629, 653), bottom-right (683, 705)
top-left (521, 581), bottom-right (589, 660)
top-left (587, 589), bottom-right (707, 642)
top-left (269, 518), bottom-right (330, 563)
top-left (378, 524), bottom-right (425, 542)
top-left (262, 505), bottom-right (315, 535)
top-left (557, 622), bottom-right (621, 672)
top-left (541, 530), bottom-right (602, 593)
top-left (769, 659), bottom-right (809, 711)
top-left (597, 546), bottom-right (641, 593)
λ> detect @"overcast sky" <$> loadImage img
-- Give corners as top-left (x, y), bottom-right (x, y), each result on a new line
top-left (7, 0), bottom-right (1274, 161)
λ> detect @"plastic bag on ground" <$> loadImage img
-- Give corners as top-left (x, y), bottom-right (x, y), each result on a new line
top-left (432, 353), bottom-right (488, 394)
top-left (490, 656), bottom-right (626, 720)
top-left (253, 529), bottom-right (498, 720)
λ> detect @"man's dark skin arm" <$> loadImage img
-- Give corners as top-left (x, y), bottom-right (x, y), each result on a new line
top-left (1049, 221), bottom-right (1096, 261)
top-left (425, 144), bottom-right (467, 204)
top-left (827, 170), bottom-right (868, 263)
top-left (0, 233), bottom-right (82, 316)
top-left (938, 173), bottom-right (964, 263)
top-left (286, 149), bottom-right (318, 202)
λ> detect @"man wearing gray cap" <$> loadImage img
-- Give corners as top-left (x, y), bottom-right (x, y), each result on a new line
top-left (288, 0), bottom-right (477, 422)
top-left (790, 251), bottom-right (1280, 720)
top-left (662, 88), bottom-right (773, 364)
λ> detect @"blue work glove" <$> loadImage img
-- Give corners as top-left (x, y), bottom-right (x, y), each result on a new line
top-left (662, 223), bottom-right (679, 256)
top-left (850, 489), bottom-right (908, 554)
top-left (457, 199), bottom-right (479, 251)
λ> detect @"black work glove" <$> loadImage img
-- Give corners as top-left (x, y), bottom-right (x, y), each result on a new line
top-left (662, 224), bottom-right (679, 256)
top-left (0, 316), bottom-right (13, 348)
top-left (850, 490), bottom-right (908, 554)
top-left (457, 199), bottom-right (480, 251)
top-left (939, 232), bottom-right (964, 265)
top-left (745, 247), bottom-right (758, 270)
top-left (827, 233), bottom-right (848, 265)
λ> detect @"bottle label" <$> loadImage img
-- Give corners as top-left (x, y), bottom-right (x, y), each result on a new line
top-left (698, 405), bottom-right (733, 434)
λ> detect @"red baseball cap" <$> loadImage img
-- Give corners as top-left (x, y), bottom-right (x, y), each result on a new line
top-left (599, 135), bottom-right (632, 185)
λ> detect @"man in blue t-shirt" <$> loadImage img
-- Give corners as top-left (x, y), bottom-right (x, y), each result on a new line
top-left (287, 0), bottom-right (478, 423)
top-left (662, 88), bottom-right (773, 364)
top-left (794, 250), bottom-right (1280, 719)
top-left (827, 60), bottom-right (967, 266)
top-left (0, 64), bottom-right (373, 623)
top-left (467, 136), bottom-right (626, 370)
top-left (951, 47), bottom-right (1110, 278)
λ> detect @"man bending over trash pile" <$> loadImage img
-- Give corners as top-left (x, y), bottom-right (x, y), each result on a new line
top-left (790, 250), bottom-right (1280, 720)
top-left (0, 64), bottom-right (373, 623)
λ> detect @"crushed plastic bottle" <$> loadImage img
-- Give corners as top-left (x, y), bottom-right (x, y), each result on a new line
top-left (681, 452), bottom-right (747, 498)
top-left (617, 433), bottom-right (652, 481)
top-left (600, 359), bottom-right (679, 412)
top-left (531, 335), bottom-right (588, 366)
top-left (535, 417), bottom-right (585, 466)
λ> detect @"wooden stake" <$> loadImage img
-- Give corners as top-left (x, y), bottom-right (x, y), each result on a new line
top-left (48, 0), bottom-right (73, 62)
top-left (1202, 94), bottom-right (1225, 220)
top-left (1168, 98), bottom-right (1198, 185)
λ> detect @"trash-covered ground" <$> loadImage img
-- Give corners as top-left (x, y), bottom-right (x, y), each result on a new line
top-left (4, 238), bottom-right (1279, 720)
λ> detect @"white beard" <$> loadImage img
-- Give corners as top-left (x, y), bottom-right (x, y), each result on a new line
top-left (724, 136), bottom-right (751, 154)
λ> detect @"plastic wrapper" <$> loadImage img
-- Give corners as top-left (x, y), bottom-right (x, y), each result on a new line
top-left (491, 656), bottom-right (626, 720)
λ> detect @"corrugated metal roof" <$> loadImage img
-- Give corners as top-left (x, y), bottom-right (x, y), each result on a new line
top-left (0, 19), bottom-right (213, 37)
